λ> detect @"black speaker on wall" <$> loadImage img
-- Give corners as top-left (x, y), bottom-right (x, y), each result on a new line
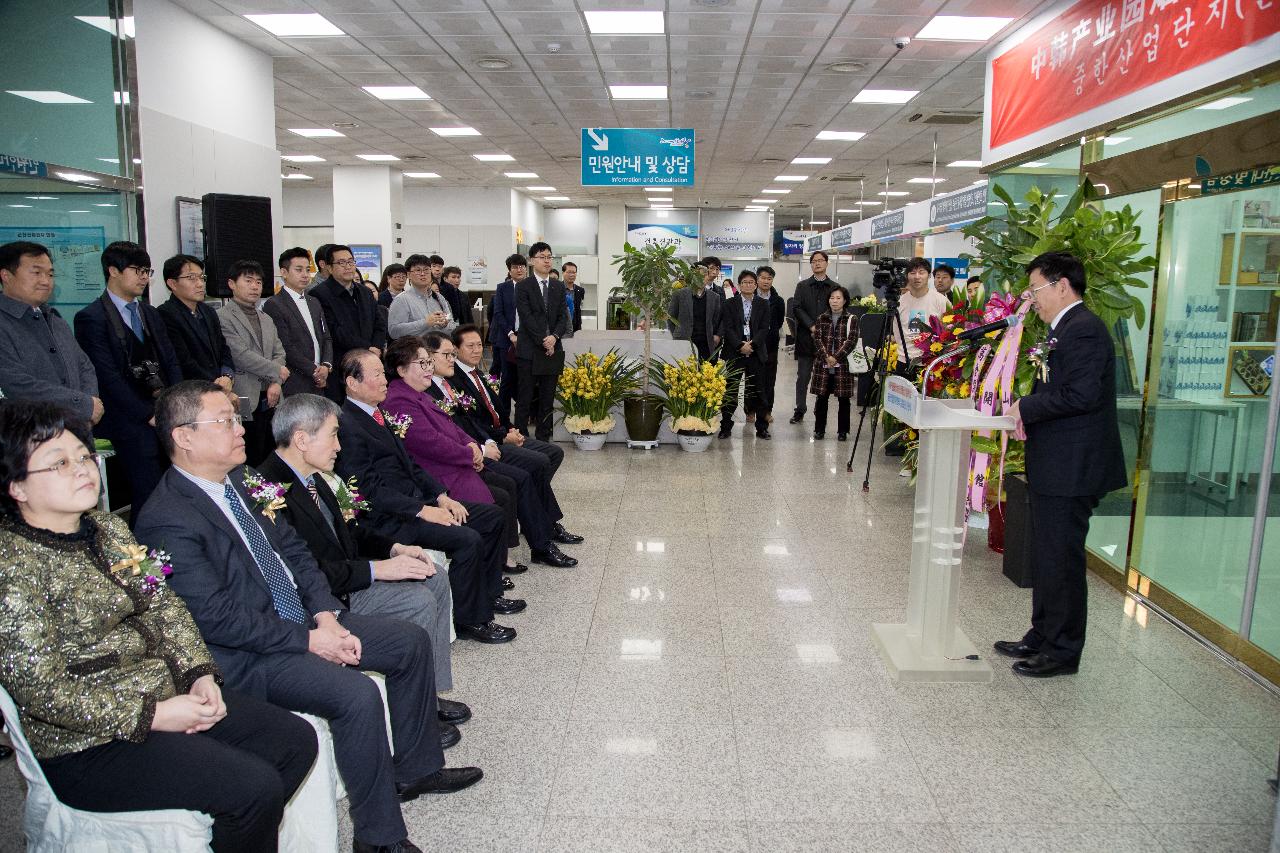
top-left (201, 193), bottom-right (273, 298)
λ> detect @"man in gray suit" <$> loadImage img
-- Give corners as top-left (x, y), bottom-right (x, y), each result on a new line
top-left (218, 260), bottom-right (287, 466)
top-left (0, 240), bottom-right (102, 424)
top-left (667, 256), bottom-right (723, 360)
top-left (263, 247), bottom-right (336, 401)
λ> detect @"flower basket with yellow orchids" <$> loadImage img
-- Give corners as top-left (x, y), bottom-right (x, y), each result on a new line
top-left (653, 353), bottom-right (735, 436)
top-left (556, 348), bottom-right (641, 435)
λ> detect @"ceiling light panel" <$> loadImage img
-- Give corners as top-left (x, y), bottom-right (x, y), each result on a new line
top-left (852, 89), bottom-right (918, 104)
top-left (362, 85), bottom-right (431, 100)
top-left (430, 127), bottom-right (481, 136)
top-left (585, 11), bottom-right (664, 34)
top-left (404, 172), bottom-right (440, 178)
top-left (357, 153), bottom-right (399, 161)
top-left (761, 189), bottom-right (790, 194)
top-left (543, 195), bottom-right (570, 201)
top-left (244, 13), bottom-right (344, 37)
top-left (816, 131), bottom-right (865, 141)
top-left (504, 172), bottom-right (538, 178)
top-left (474, 153), bottom-right (515, 162)
top-left (877, 191), bottom-right (910, 196)
top-left (907, 177), bottom-right (945, 183)
top-left (289, 128), bottom-right (345, 138)
top-left (610, 85), bottom-right (668, 100)
top-left (947, 160), bottom-right (981, 167)
top-left (915, 16), bottom-right (1013, 41)
top-left (792, 157), bottom-right (832, 165)
top-left (6, 91), bottom-right (91, 104)
top-left (282, 155), bottom-right (325, 163)
top-left (527, 186), bottom-right (555, 191)
top-left (644, 187), bottom-right (672, 192)
top-left (775, 175), bottom-right (808, 182)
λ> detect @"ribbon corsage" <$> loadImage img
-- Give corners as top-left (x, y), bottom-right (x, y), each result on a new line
top-left (1027, 336), bottom-right (1057, 384)
top-left (243, 471), bottom-right (289, 522)
top-left (382, 410), bottom-right (412, 438)
top-left (333, 475), bottom-right (372, 522)
top-left (110, 543), bottom-right (174, 595)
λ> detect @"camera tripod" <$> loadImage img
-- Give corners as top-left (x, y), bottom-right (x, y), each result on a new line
top-left (846, 287), bottom-right (912, 491)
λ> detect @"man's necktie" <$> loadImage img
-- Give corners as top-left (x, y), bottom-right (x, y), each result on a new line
top-left (125, 302), bottom-right (145, 341)
top-left (222, 482), bottom-right (308, 624)
top-left (372, 408), bottom-right (386, 426)
top-left (540, 280), bottom-right (548, 307)
top-left (306, 475), bottom-right (337, 534)
top-left (472, 373), bottom-right (500, 427)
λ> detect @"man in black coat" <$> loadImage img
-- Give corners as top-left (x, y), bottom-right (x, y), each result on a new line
top-left (257, 394), bottom-right (471, 726)
top-left (717, 271), bottom-right (771, 440)
top-left (789, 250), bottom-right (836, 424)
top-left (136, 381), bottom-right (481, 853)
top-left (563, 261), bottom-right (585, 335)
top-left (514, 241), bottom-right (569, 441)
top-left (1001, 251), bottom-right (1127, 678)
top-left (755, 265), bottom-right (787, 428)
top-left (311, 244), bottom-right (387, 359)
top-left (264, 247), bottom-right (337, 400)
top-left (334, 349), bottom-right (518, 645)
top-left (157, 254), bottom-right (235, 391)
top-left (75, 241), bottom-right (183, 518)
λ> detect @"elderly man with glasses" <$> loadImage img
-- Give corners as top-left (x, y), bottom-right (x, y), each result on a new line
top-left (74, 240), bottom-right (183, 519)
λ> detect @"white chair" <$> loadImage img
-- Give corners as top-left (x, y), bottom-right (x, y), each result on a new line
top-left (0, 684), bottom-right (213, 852)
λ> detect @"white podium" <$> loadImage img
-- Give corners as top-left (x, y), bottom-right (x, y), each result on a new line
top-left (872, 375), bottom-right (1016, 683)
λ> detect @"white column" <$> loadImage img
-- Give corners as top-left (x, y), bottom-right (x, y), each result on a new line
top-left (597, 202), bottom-right (626, 323)
top-left (332, 165), bottom-right (404, 270)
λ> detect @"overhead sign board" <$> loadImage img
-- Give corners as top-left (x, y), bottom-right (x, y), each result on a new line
top-left (581, 128), bottom-right (694, 186)
top-left (626, 222), bottom-right (699, 256)
top-left (806, 234), bottom-right (825, 253)
top-left (830, 224), bottom-right (854, 249)
top-left (701, 210), bottom-right (770, 255)
top-left (870, 210), bottom-right (906, 240)
top-left (929, 185), bottom-right (988, 228)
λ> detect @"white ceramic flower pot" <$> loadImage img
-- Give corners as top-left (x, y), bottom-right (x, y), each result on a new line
top-left (678, 433), bottom-right (714, 453)
top-left (572, 433), bottom-right (607, 451)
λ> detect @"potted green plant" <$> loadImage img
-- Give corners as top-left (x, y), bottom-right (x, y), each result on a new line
top-left (555, 348), bottom-right (640, 450)
top-left (653, 353), bottom-right (733, 452)
top-left (610, 241), bottom-right (696, 445)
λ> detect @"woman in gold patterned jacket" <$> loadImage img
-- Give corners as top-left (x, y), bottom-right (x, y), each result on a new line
top-left (0, 400), bottom-right (317, 852)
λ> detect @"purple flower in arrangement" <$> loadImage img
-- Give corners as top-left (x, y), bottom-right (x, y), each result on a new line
top-left (456, 394), bottom-right (477, 411)
top-left (242, 472), bottom-right (290, 522)
top-left (111, 544), bottom-right (175, 595)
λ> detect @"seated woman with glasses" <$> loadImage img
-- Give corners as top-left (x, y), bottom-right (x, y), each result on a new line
top-left (0, 400), bottom-right (317, 852)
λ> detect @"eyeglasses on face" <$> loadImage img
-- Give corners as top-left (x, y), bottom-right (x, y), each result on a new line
top-left (127, 265), bottom-right (155, 277)
top-left (179, 414), bottom-right (245, 430)
top-left (411, 358), bottom-right (432, 370)
top-left (332, 258), bottom-right (357, 268)
top-left (431, 350), bottom-right (457, 360)
top-left (25, 451), bottom-right (101, 477)
top-left (530, 253), bottom-right (554, 261)
top-left (177, 273), bottom-right (207, 283)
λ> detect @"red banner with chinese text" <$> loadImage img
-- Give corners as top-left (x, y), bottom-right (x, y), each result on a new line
top-left (990, 0), bottom-right (1280, 150)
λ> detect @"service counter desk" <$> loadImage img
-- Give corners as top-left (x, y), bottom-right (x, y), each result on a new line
top-left (554, 330), bottom-right (694, 445)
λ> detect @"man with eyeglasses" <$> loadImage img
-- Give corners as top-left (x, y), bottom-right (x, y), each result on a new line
top-left (0, 240), bottom-right (102, 427)
top-left (157, 254), bottom-right (236, 393)
top-left (138, 381), bottom-right (481, 853)
top-left (312, 244), bottom-right (387, 358)
top-left (388, 254), bottom-right (455, 341)
top-left (75, 240), bottom-right (182, 519)
top-left (514, 242), bottom-right (568, 441)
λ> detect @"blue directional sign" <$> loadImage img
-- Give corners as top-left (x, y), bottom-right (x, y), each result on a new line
top-left (581, 128), bottom-right (694, 187)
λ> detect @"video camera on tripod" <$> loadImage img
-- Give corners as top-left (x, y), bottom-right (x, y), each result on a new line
top-left (871, 257), bottom-right (910, 301)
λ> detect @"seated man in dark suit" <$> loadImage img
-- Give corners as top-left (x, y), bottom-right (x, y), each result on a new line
top-left (136, 381), bottom-right (481, 853)
top-left (157, 254), bottom-right (236, 392)
top-left (451, 325), bottom-right (583, 547)
top-left (258, 393), bottom-right (470, 726)
top-left (420, 331), bottom-right (578, 569)
top-left (334, 349), bottom-right (518, 644)
top-left (74, 241), bottom-right (183, 518)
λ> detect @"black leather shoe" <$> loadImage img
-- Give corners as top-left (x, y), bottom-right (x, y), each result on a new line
top-left (813, 431), bottom-right (824, 440)
top-left (439, 722), bottom-right (461, 750)
top-left (531, 546), bottom-right (577, 567)
top-left (1012, 653), bottom-right (1079, 678)
top-left (718, 428), bottom-right (732, 439)
top-left (438, 698), bottom-right (472, 724)
top-left (503, 562), bottom-right (528, 575)
top-left (456, 621), bottom-right (516, 643)
top-left (757, 429), bottom-right (771, 440)
top-left (492, 596), bottom-right (526, 614)
top-left (501, 576), bottom-right (515, 591)
top-left (993, 640), bottom-right (1039, 659)
top-left (353, 839), bottom-right (423, 853)
top-left (789, 411), bottom-right (804, 424)
top-left (396, 767), bottom-right (484, 801)
top-left (552, 523), bottom-right (584, 545)
top-left (837, 432), bottom-right (848, 441)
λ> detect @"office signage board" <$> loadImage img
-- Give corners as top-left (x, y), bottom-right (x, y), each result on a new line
top-left (779, 230), bottom-right (816, 255)
top-left (0, 153), bottom-right (47, 178)
top-left (701, 210), bottom-right (769, 255)
top-left (830, 224), bottom-right (855, 249)
top-left (929, 185), bottom-right (988, 228)
top-left (627, 222), bottom-right (699, 257)
top-left (871, 210), bottom-right (906, 240)
top-left (0, 225), bottom-right (106, 314)
top-left (581, 128), bottom-right (694, 186)
top-left (806, 234), bottom-right (825, 253)
top-left (350, 244), bottom-right (382, 280)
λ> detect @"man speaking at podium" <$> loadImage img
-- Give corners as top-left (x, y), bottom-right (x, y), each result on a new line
top-left (1001, 252), bottom-right (1126, 678)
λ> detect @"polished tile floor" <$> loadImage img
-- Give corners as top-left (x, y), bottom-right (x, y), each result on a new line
top-left (2, 418), bottom-right (1279, 852)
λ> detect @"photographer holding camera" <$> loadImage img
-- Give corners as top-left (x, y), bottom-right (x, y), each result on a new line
top-left (75, 241), bottom-right (182, 520)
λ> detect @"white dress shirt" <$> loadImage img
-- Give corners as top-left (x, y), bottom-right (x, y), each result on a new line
top-left (286, 286), bottom-right (321, 362)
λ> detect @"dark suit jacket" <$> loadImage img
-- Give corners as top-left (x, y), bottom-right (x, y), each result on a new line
top-left (439, 280), bottom-right (471, 326)
top-left (73, 295), bottom-right (182, 443)
top-left (452, 366), bottom-right (508, 443)
top-left (514, 275), bottom-right (568, 364)
top-left (420, 378), bottom-right (491, 447)
top-left (719, 295), bottom-right (770, 364)
top-left (1019, 304), bottom-right (1127, 498)
top-left (256, 453), bottom-right (395, 602)
top-left (157, 298), bottom-right (233, 383)
top-left (793, 276), bottom-right (837, 357)
top-left (133, 465), bottom-right (345, 690)
top-left (570, 284), bottom-right (585, 333)
top-left (262, 290), bottom-right (335, 396)
top-left (311, 277), bottom-right (387, 358)
top-left (489, 279), bottom-right (517, 349)
top-left (335, 399), bottom-right (448, 539)
top-left (667, 286), bottom-right (722, 343)
top-left (761, 291), bottom-right (786, 356)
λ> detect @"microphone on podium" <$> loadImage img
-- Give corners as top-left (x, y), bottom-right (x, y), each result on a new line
top-left (955, 314), bottom-right (1021, 342)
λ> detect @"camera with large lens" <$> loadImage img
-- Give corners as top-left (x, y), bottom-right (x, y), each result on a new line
top-left (871, 257), bottom-right (909, 298)
top-left (129, 360), bottom-right (165, 397)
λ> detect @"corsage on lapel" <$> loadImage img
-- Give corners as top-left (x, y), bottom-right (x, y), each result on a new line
top-left (243, 471), bottom-right (290, 522)
top-left (110, 543), bottom-right (174, 595)
top-left (1027, 337), bottom-right (1057, 384)
top-left (382, 410), bottom-right (412, 438)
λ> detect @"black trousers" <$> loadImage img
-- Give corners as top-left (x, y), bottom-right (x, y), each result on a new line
top-left (522, 436), bottom-right (565, 479)
top-left (109, 428), bottom-right (166, 523)
top-left (243, 405), bottom-right (275, 468)
top-left (500, 442), bottom-right (564, 523)
top-left (721, 355), bottom-right (766, 434)
top-left (482, 457), bottom-right (552, 551)
top-left (813, 394), bottom-right (851, 435)
top-left (758, 355), bottom-right (779, 418)
top-left (495, 347), bottom-right (518, 423)
top-left (479, 470), bottom-right (518, 552)
top-left (515, 358), bottom-right (557, 441)
top-left (1022, 492), bottom-right (1099, 664)
top-left (41, 689), bottom-right (318, 853)
top-left (794, 355), bottom-right (814, 415)
top-left (390, 500), bottom-right (506, 624)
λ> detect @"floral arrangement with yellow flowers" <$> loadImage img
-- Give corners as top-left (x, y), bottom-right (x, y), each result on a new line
top-left (858, 294), bottom-right (887, 314)
top-left (557, 348), bottom-right (641, 434)
top-left (654, 353), bottom-right (733, 435)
